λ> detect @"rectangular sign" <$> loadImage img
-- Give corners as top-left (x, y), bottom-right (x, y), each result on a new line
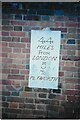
top-left (28, 30), bottom-right (61, 89)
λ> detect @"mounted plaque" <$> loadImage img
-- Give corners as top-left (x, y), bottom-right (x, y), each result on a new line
top-left (28, 30), bottom-right (61, 89)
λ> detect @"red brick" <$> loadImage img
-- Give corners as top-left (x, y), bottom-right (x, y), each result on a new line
top-left (2, 31), bottom-right (9, 36)
top-left (10, 32), bottom-right (25, 37)
top-left (53, 22), bottom-right (64, 27)
top-left (2, 58), bottom-right (12, 63)
top-left (10, 69), bottom-right (19, 74)
top-left (2, 47), bottom-right (12, 53)
top-left (11, 20), bottom-right (26, 26)
top-left (65, 78), bottom-right (77, 84)
top-left (20, 70), bottom-right (29, 74)
top-left (63, 45), bottom-right (77, 50)
top-left (51, 100), bottom-right (59, 105)
top-left (2, 37), bottom-right (12, 42)
top-left (9, 64), bottom-right (25, 69)
top-left (13, 48), bottom-right (21, 53)
top-left (9, 53), bottom-right (25, 59)
top-left (2, 80), bottom-right (11, 85)
top-left (11, 80), bottom-right (20, 86)
top-left (75, 85), bottom-right (80, 89)
top-left (2, 69), bottom-right (10, 74)
top-left (20, 92), bottom-right (36, 98)
top-left (8, 75), bottom-right (25, 80)
top-left (64, 61), bottom-right (75, 67)
top-left (0, 53), bottom-right (8, 57)
top-left (65, 84), bottom-right (75, 89)
top-left (26, 54), bottom-right (30, 59)
top-left (1, 42), bottom-right (8, 47)
top-left (21, 38), bottom-right (30, 43)
top-left (65, 90), bottom-right (76, 95)
top-left (67, 95), bottom-right (78, 102)
top-left (26, 21), bottom-right (37, 26)
top-left (62, 67), bottom-right (78, 72)
top-left (52, 16), bottom-right (68, 21)
top-left (65, 22), bottom-right (78, 27)
top-left (9, 102), bottom-right (18, 108)
top-left (9, 43), bottom-right (26, 48)
top-left (22, 48), bottom-right (30, 53)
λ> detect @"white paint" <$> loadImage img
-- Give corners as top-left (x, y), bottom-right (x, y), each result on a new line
top-left (28, 30), bottom-right (61, 89)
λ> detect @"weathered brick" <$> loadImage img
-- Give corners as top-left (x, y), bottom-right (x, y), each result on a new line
top-left (2, 20), bottom-right (10, 25)
top-left (24, 87), bottom-right (32, 91)
top-left (14, 26), bottom-right (22, 31)
top-left (8, 75), bottom-right (25, 80)
top-left (35, 99), bottom-right (50, 104)
top-left (9, 43), bottom-right (26, 48)
top-left (2, 26), bottom-right (13, 31)
top-left (15, 15), bottom-right (22, 20)
top-left (38, 93), bottom-right (47, 98)
top-left (13, 48), bottom-right (21, 53)
top-left (12, 37), bottom-right (20, 42)
top-left (68, 28), bottom-right (77, 33)
top-left (32, 110), bottom-right (47, 116)
top-left (2, 37), bottom-right (12, 42)
top-left (22, 109), bottom-right (32, 114)
top-left (7, 97), bottom-right (25, 103)
top-left (37, 104), bottom-right (46, 110)
top-left (19, 103), bottom-right (35, 109)
top-left (5, 108), bottom-right (22, 114)
top-left (2, 14), bottom-right (13, 19)
top-left (25, 98), bottom-right (34, 103)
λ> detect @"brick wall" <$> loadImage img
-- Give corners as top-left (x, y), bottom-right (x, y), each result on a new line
top-left (1, 3), bottom-right (80, 118)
